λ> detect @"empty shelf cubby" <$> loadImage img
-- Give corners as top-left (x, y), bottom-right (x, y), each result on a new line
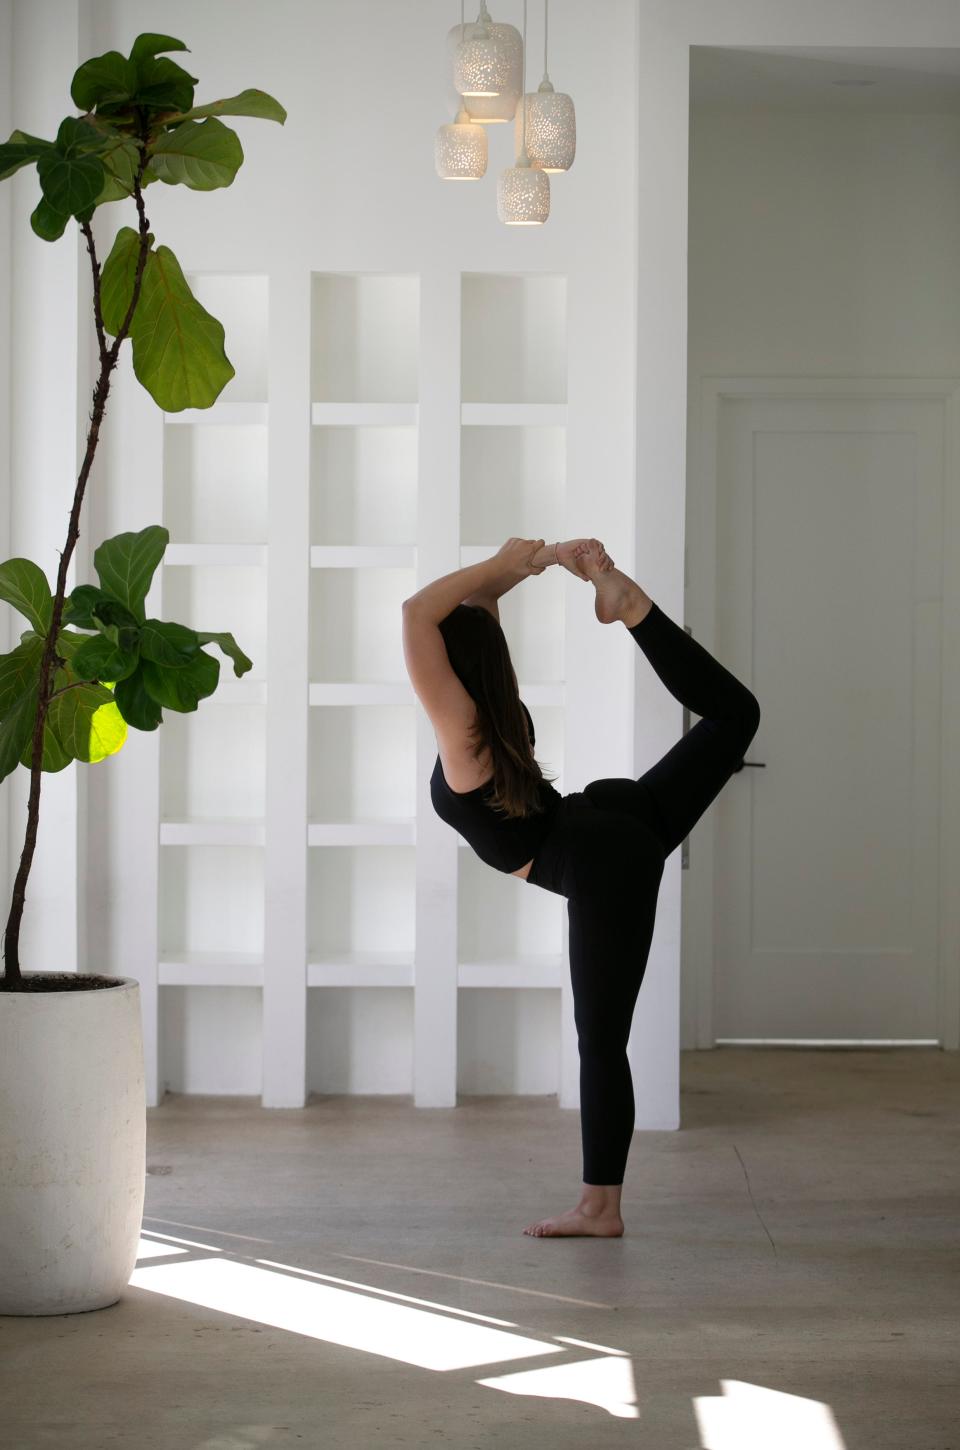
top-left (308, 845), bottom-right (416, 960)
top-left (164, 422), bottom-right (268, 545)
top-left (160, 701), bottom-right (266, 824)
top-left (311, 272), bottom-right (419, 404)
top-left (159, 844), bottom-right (265, 959)
top-left (460, 424), bottom-right (565, 545)
top-left (311, 423), bottom-right (417, 545)
top-left (309, 703), bottom-right (416, 824)
top-left (309, 566), bottom-right (415, 683)
top-left (461, 273), bottom-right (566, 404)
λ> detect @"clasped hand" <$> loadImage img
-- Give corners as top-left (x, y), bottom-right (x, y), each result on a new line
top-left (495, 536), bottom-right (609, 581)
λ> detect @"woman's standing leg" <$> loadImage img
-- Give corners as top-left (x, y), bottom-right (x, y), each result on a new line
top-left (570, 873), bottom-right (662, 1183)
top-left (524, 813), bottom-right (664, 1238)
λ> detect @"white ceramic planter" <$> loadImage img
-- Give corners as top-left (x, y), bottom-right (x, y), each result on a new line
top-left (0, 975), bottom-right (146, 1316)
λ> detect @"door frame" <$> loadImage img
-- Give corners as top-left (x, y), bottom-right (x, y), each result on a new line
top-left (685, 375), bottom-right (960, 1050)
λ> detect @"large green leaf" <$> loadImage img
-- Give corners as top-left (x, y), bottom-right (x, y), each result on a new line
top-left (37, 117), bottom-right (106, 218)
top-left (19, 711), bottom-right (72, 773)
top-left (142, 649), bottom-right (219, 712)
top-left (70, 631), bottom-right (140, 683)
top-left (90, 600), bottom-right (142, 654)
top-left (92, 526), bottom-right (168, 623)
top-left (53, 629), bottom-right (95, 661)
top-left (162, 88), bottom-right (287, 127)
top-left (0, 636), bottom-right (43, 714)
top-left (30, 195), bottom-right (70, 241)
top-left (63, 587), bottom-right (104, 630)
top-left (45, 683), bottom-right (127, 763)
top-left (100, 227), bottom-right (234, 410)
top-left (147, 116), bottom-right (243, 190)
top-left (136, 244), bottom-right (235, 409)
top-left (0, 129), bottom-right (54, 182)
top-left (140, 618), bottom-right (199, 667)
top-left (114, 663), bottom-right (163, 731)
top-left (134, 55), bottom-right (198, 114)
top-left (196, 631), bottom-right (253, 677)
top-left (64, 583), bottom-right (124, 630)
top-left (130, 33), bottom-right (190, 65)
top-left (0, 558), bottom-right (53, 633)
top-left (0, 641), bottom-right (127, 772)
top-left (0, 682), bottom-right (39, 783)
top-left (71, 50), bottom-right (138, 111)
top-left (99, 223), bottom-right (151, 333)
top-left (92, 133), bottom-right (142, 205)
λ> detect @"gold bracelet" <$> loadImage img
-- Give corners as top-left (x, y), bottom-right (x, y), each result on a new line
top-left (552, 542), bottom-right (559, 565)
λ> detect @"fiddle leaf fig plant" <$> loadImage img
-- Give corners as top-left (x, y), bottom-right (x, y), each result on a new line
top-left (0, 33), bottom-right (285, 990)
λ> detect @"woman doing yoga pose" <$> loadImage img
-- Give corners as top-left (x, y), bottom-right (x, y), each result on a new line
top-left (401, 537), bottom-right (761, 1238)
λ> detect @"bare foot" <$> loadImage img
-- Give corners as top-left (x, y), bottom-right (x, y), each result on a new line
top-left (572, 538), bottom-right (615, 574)
top-left (523, 1203), bottom-right (625, 1238)
top-left (555, 539), bottom-right (590, 579)
top-left (557, 538), bottom-right (612, 580)
top-left (575, 540), bottom-right (651, 627)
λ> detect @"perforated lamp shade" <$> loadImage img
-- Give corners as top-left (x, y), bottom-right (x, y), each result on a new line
top-left (517, 79), bottom-right (576, 171)
top-left (497, 159), bottom-right (550, 224)
top-left (435, 110), bottom-right (488, 179)
top-left (445, 19), bottom-right (521, 122)
top-left (453, 5), bottom-right (513, 97)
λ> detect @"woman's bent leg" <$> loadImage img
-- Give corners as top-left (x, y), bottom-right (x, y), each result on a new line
top-left (629, 602), bottom-right (760, 855)
top-left (585, 601), bottom-right (761, 856)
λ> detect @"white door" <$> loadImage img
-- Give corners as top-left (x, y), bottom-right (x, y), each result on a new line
top-left (707, 391), bottom-right (944, 1041)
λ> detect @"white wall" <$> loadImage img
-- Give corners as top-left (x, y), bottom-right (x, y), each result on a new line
top-left (685, 100), bottom-right (960, 1045)
top-left (689, 109), bottom-right (960, 377)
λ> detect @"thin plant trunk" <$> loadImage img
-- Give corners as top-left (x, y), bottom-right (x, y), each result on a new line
top-left (1, 125), bottom-right (152, 990)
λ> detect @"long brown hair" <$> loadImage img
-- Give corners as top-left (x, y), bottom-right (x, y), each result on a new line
top-left (438, 604), bottom-right (556, 819)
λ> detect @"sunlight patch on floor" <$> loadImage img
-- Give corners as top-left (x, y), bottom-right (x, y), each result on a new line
top-left (132, 1237), bottom-right (847, 1433)
top-left (694, 1379), bottom-right (847, 1449)
top-left (478, 1355), bottom-right (640, 1419)
top-left (134, 1239), bottom-right (190, 1261)
top-left (254, 1255), bottom-right (518, 1325)
top-left (129, 1251), bottom-right (563, 1372)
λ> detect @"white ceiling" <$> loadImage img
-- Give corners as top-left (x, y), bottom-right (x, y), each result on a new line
top-left (691, 46), bottom-right (960, 114)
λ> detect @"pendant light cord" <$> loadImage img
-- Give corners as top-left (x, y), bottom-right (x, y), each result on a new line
top-left (543, 0), bottom-right (548, 79)
top-left (460, 0), bottom-right (464, 42)
top-left (521, 0), bottom-right (527, 157)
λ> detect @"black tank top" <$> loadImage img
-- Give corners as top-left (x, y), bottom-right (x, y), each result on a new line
top-left (430, 700), bottom-right (562, 873)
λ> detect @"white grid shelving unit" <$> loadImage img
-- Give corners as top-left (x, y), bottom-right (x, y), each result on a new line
top-left (155, 275), bottom-right (269, 1027)
top-left (142, 268), bottom-right (572, 1107)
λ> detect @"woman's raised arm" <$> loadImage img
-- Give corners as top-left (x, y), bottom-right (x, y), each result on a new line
top-left (402, 538), bottom-right (549, 625)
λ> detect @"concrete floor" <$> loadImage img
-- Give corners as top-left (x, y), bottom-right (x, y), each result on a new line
top-left (1, 1048), bottom-right (958, 1449)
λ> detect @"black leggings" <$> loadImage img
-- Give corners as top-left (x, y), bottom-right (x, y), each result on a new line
top-left (526, 600), bottom-right (761, 1186)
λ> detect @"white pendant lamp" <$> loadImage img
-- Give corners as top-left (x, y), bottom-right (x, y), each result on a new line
top-left (453, 0), bottom-right (513, 97)
top-left (497, 0), bottom-right (549, 224)
top-left (435, 106), bottom-right (488, 179)
top-left (445, 11), bottom-right (521, 123)
top-left (497, 162), bottom-right (549, 224)
top-left (517, 0), bottom-right (576, 172)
